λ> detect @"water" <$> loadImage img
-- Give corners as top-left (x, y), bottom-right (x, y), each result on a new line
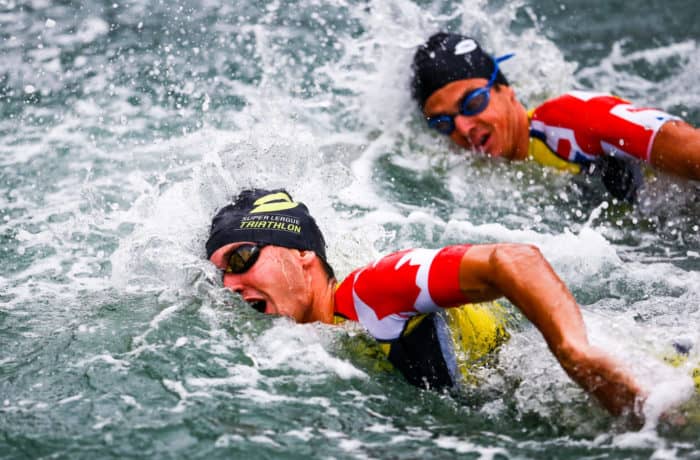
top-left (1, 0), bottom-right (699, 458)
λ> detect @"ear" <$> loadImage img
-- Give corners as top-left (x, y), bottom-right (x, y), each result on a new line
top-left (296, 249), bottom-right (317, 268)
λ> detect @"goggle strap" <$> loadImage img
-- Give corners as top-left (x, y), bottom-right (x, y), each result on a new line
top-left (495, 53), bottom-right (515, 64)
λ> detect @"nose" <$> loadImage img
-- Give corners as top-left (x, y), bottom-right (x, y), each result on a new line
top-left (453, 114), bottom-right (476, 136)
top-left (222, 273), bottom-right (244, 293)
top-left (452, 115), bottom-right (478, 149)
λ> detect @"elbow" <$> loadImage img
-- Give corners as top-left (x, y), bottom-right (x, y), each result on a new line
top-left (488, 243), bottom-right (547, 277)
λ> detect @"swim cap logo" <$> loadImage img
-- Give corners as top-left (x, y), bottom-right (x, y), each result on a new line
top-left (250, 192), bottom-right (299, 213)
top-left (453, 39), bottom-right (477, 55)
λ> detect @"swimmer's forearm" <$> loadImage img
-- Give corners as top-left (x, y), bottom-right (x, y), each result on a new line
top-left (459, 244), bottom-right (587, 346)
top-left (459, 244), bottom-right (644, 416)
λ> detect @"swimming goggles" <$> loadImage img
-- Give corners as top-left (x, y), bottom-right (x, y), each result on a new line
top-left (426, 53), bottom-right (515, 135)
top-left (225, 243), bottom-right (267, 274)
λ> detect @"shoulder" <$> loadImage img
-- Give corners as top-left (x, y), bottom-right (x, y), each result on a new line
top-left (534, 91), bottom-right (624, 114)
top-left (354, 246), bottom-right (471, 285)
top-left (333, 245), bottom-right (473, 327)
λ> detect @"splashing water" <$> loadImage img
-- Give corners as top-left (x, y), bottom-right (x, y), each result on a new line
top-left (1, 0), bottom-right (699, 458)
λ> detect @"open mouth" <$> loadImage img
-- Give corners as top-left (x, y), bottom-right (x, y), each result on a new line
top-left (249, 300), bottom-right (267, 313)
top-left (464, 132), bottom-right (490, 152)
top-left (475, 132), bottom-right (490, 150)
top-left (479, 133), bottom-right (490, 148)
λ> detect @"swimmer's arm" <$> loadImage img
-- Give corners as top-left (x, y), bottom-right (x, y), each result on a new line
top-left (458, 243), bottom-right (644, 417)
top-left (650, 121), bottom-right (700, 180)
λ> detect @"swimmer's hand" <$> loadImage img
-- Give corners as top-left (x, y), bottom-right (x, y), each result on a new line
top-left (554, 343), bottom-right (644, 419)
top-left (639, 377), bottom-right (695, 430)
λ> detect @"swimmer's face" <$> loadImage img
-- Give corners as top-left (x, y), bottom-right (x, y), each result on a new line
top-left (423, 79), bottom-right (528, 160)
top-left (210, 242), bottom-right (317, 323)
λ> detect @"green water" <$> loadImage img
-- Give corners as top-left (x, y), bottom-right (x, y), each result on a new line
top-left (1, 0), bottom-right (699, 458)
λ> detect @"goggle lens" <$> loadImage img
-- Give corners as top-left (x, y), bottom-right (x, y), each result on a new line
top-left (427, 115), bottom-right (455, 135)
top-left (226, 244), bottom-right (265, 274)
top-left (460, 89), bottom-right (489, 116)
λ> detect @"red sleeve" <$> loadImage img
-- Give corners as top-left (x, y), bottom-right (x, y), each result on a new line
top-left (532, 92), bottom-right (677, 162)
top-left (428, 245), bottom-right (472, 307)
top-left (334, 268), bottom-right (360, 321)
top-left (583, 95), bottom-right (663, 161)
top-left (333, 245), bottom-right (472, 321)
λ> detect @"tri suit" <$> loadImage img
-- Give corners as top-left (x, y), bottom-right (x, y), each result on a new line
top-left (333, 245), bottom-right (508, 389)
top-left (527, 91), bottom-right (679, 201)
top-left (330, 244), bottom-right (700, 398)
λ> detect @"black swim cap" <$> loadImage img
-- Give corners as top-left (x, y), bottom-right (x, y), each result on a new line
top-left (206, 188), bottom-right (328, 263)
top-left (411, 32), bottom-right (509, 108)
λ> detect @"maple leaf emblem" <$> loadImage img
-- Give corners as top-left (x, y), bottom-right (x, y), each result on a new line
top-left (353, 249), bottom-right (436, 320)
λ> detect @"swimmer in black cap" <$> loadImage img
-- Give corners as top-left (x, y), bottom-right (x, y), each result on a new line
top-left (208, 188), bottom-right (652, 419)
top-left (412, 32), bottom-right (700, 201)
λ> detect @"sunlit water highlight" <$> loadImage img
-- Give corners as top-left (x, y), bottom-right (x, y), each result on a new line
top-left (1, 0), bottom-right (699, 458)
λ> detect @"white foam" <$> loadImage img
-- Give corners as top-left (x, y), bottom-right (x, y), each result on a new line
top-left (442, 220), bottom-right (621, 280)
top-left (131, 304), bottom-right (181, 347)
top-left (641, 377), bottom-right (695, 431)
top-left (1, 1), bottom-right (697, 449)
top-left (162, 378), bottom-right (212, 413)
top-left (238, 388), bottom-right (296, 405)
top-left (247, 320), bottom-right (368, 381)
top-left (214, 434), bottom-right (245, 447)
top-left (365, 423), bottom-right (398, 434)
top-left (434, 436), bottom-right (508, 457)
top-left (76, 17), bottom-right (109, 43)
top-left (57, 393), bottom-right (83, 405)
top-left (186, 365), bottom-right (262, 389)
top-left (338, 438), bottom-right (363, 452)
top-left (119, 395), bottom-right (142, 410)
top-left (248, 435), bottom-right (280, 447)
top-left (285, 427), bottom-right (314, 442)
top-left (74, 353), bottom-right (130, 371)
